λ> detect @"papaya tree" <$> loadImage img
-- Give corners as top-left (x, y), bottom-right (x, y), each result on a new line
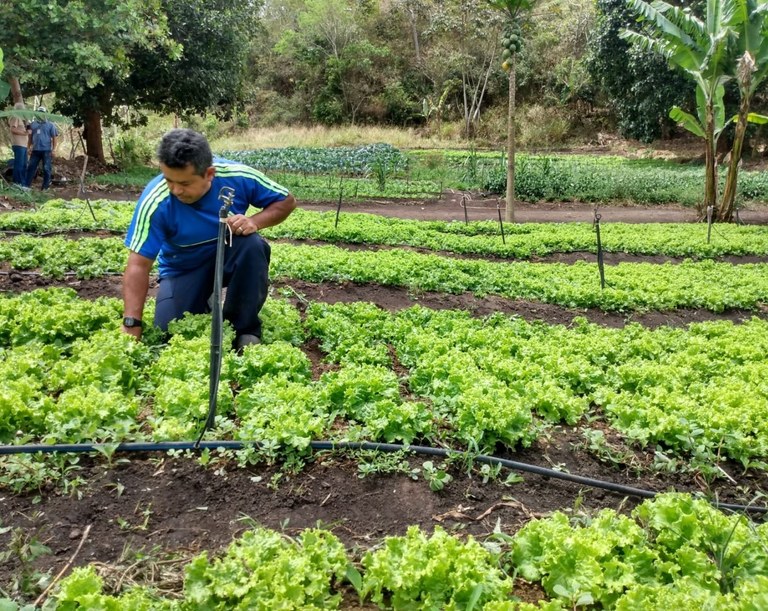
top-left (718, 0), bottom-right (768, 221)
top-left (487, 0), bottom-right (536, 222)
top-left (621, 0), bottom-right (735, 220)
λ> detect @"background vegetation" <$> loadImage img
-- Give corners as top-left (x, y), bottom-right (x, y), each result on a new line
top-left (2, 0), bottom-right (767, 162)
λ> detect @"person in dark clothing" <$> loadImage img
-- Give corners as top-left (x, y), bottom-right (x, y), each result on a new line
top-left (24, 106), bottom-right (59, 190)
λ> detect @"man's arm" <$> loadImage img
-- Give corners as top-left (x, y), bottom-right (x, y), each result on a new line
top-left (9, 119), bottom-right (26, 137)
top-left (226, 194), bottom-right (297, 236)
top-left (122, 251), bottom-right (154, 339)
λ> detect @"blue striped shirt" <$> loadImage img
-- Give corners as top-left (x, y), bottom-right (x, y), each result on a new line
top-left (125, 160), bottom-right (289, 277)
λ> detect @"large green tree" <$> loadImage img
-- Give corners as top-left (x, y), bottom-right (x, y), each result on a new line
top-left (54, 0), bottom-right (261, 147)
top-left (519, 0), bottom-right (596, 108)
top-left (426, 0), bottom-right (503, 137)
top-left (588, 0), bottom-right (694, 142)
top-left (270, 0), bottom-right (392, 125)
top-left (0, 48), bottom-right (8, 102)
top-left (1, 46), bottom-right (71, 128)
top-left (254, 0), bottom-right (513, 128)
top-left (0, 0), bottom-right (176, 162)
top-left (391, 0), bottom-right (435, 66)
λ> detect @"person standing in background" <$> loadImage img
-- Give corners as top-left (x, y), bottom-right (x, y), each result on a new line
top-left (8, 102), bottom-right (28, 185)
top-left (24, 106), bottom-right (58, 190)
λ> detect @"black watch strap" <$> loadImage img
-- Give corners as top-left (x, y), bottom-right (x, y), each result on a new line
top-left (123, 317), bottom-right (143, 328)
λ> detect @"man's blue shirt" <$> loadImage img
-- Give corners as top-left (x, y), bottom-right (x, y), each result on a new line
top-left (125, 160), bottom-right (289, 278)
top-left (28, 121), bottom-right (59, 151)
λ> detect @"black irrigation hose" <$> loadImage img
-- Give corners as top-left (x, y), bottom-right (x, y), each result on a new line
top-left (0, 271), bottom-right (122, 277)
top-left (0, 440), bottom-right (765, 515)
top-left (0, 229), bottom-right (124, 236)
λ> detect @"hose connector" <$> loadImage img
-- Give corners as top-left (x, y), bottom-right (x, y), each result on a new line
top-left (218, 186), bottom-right (235, 218)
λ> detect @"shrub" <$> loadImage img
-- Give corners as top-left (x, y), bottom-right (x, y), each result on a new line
top-left (518, 104), bottom-right (572, 148)
top-left (112, 133), bottom-right (153, 170)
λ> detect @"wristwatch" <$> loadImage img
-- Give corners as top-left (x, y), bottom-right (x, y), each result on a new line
top-left (123, 317), bottom-right (143, 328)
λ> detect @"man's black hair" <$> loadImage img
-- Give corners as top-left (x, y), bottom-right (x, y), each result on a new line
top-left (157, 128), bottom-right (213, 176)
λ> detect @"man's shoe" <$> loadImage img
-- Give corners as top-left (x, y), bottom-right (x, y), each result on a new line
top-left (235, 334), bottom-right (261, 353)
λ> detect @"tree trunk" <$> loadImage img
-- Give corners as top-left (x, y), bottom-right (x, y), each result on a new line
top-left (9, 76), bottom-right (23, 105)
top-left (407, 8), bottom-right (421, 65)
top-left (84, 108), bottom-right (105, 164)
top-left (719, 53), bottom-right (754, 223)
top-left (718, 100), bottom-right (749, 223)
top-left (462, 72), bottom-right (471, 137)
top-left (505, 55), bottom-right (516, 223)
top-left (468, 55), bottom-right (494, 136)
top-left (702, 105), bottom-right (717, 220)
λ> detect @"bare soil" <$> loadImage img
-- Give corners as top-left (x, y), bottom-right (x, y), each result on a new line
top-left (303, 194), bottom-right (768, 224)
top-left (1, 183), bottom-right (768, 606)
top-left (3, 437), bottom-right (764, 607)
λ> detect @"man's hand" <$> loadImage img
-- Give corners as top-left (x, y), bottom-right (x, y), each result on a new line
top-left (226, 214), bottom-right (260, 236)
top-left (226, 195), bottom-right (297, 237)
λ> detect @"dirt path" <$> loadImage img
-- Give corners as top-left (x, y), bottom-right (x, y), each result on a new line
top-left (301, 191), bottom-right (768, 224)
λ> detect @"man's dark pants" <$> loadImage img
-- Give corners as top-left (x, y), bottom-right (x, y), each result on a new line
top-left (25, 150), bottom-right (53, 189)
top-left (12, 145), bottom-right (27, 184)
top-left (154, 234), bottom-right (271, 338)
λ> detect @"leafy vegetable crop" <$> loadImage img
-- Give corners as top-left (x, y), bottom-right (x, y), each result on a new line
top-left (219, 143), bottom-right (409, 177)
top-left (3, 235), bottom-right (767, 313)
top-left (3, 290), bottom-right (768, 468)
top-left (35, 494), bottom-right (768, 609)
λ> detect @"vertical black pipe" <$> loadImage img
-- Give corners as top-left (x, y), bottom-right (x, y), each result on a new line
top-left (594, 209), bottom-right (605, 290)
top-left (196, 186), bottom-right (234, 448)
top-left (335, 185), bottom-right (343, 229)
top-left (497, 203), bottom-right (506, 245)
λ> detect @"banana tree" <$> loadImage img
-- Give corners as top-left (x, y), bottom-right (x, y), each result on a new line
top-left (621, 0), bottom-right (735, 219)
top-left (668, 83), bottom-right (729, 219)
top-left (0, 108), bottom-right (73, 125)
top-left (487, 0), bottom-right (536, 223)
top-left (719, 0), bottom-right (768, 221)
